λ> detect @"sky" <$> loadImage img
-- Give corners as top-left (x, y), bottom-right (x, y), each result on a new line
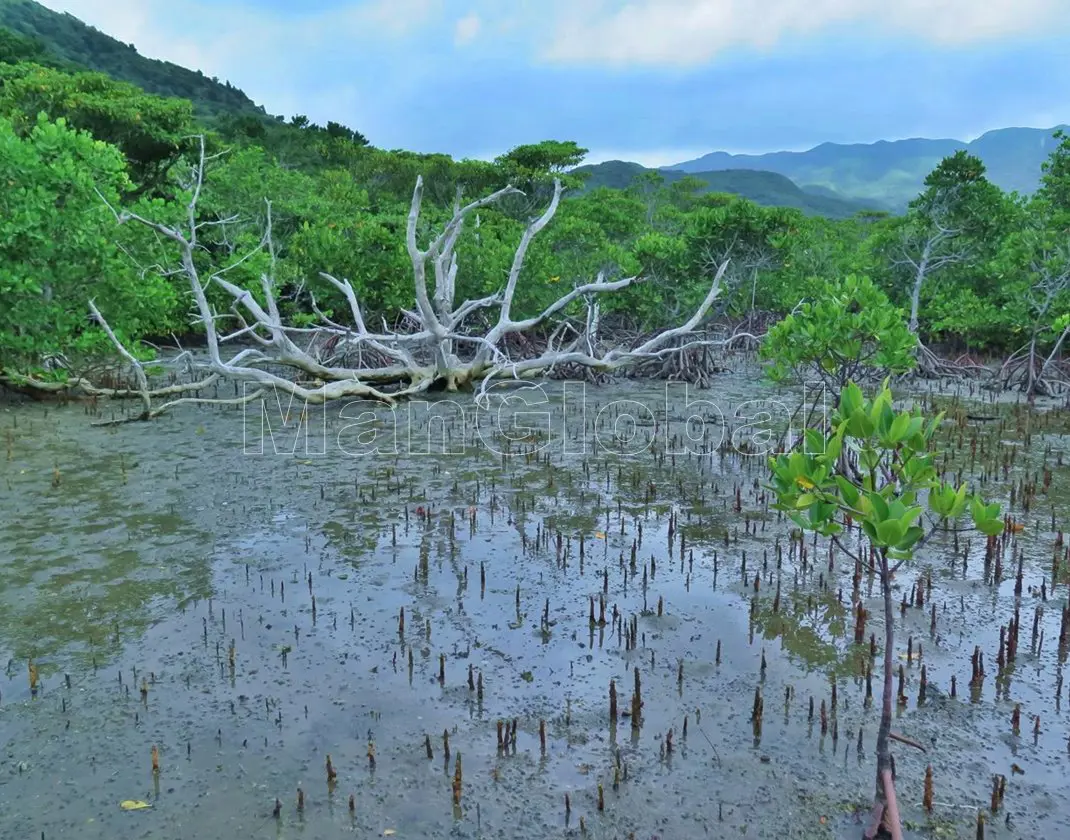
top-left (36, 0), bottom-right (1070, 167)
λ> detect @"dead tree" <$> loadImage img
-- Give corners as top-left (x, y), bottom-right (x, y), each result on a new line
top-left (79, 137), bottom-right (732, 422)
top-left (883, 206), bottom-right (971, 381)
top-left (892, 217), bottom-right (968, 335)
top-left (996, 240), bottom-right (1070, 396)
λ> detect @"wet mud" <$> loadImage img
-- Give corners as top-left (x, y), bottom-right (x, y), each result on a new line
top-left (1, 375), bottom-right (1069, 839)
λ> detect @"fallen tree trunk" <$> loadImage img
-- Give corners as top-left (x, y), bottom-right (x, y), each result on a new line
top-left (27, 136), bottom-right (738, 422)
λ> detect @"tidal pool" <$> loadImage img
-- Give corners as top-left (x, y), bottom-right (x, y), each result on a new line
top-left (1, 373), bottom-right (1068, 839)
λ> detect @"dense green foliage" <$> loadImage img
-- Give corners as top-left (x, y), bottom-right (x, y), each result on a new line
top-left (760, 275), bottom-right (918, 391)
top-left (0, 114), bottom-right (176, 370)
top-left (1, 5), bottom-right (1070, 383)
top-left (0, 61), bottom-right (194, 190)
top-left (768, 381), bottom-right (1003, 551)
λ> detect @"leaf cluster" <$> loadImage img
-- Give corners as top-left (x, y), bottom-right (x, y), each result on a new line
top-left (768, 382), bottom-right (1004, 565)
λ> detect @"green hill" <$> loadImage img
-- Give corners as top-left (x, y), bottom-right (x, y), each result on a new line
top-left (0, 0), bottom-right (265, 120)
top-left (576, 160), bottom-right (885, 218)
top-left (669, 127), bottom-right (1069, 210)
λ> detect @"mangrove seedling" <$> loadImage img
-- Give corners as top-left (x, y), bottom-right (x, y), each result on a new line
top-left (767, 380), bottom-right (1004, 839)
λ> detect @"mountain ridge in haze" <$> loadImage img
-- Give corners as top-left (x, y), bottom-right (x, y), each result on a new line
top-left (667, 126), bottom-right (1069, 209)
top-left (575, 160), bottom-right (885, 218)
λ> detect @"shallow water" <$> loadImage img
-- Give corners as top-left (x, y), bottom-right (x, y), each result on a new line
top-left (1, 373), bottom-right (1069, 839)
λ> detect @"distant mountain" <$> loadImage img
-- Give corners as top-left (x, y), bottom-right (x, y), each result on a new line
top-left (0, 0), bottom-right (265, 121)
top-left (576, 160), bottom-right (885, 218)
top-left (668, 126), bottom-right (1069, 210)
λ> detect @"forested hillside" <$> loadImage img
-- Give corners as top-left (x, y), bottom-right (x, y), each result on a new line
top-left (0, 0), bottom-right (262, 119)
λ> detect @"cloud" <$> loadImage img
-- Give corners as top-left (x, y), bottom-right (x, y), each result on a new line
top-left (540, 0), bottom-right (1070, 66)
top-left (454, 12), bottom-right (481, 45)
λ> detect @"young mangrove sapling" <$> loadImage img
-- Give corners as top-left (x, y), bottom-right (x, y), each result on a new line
top-left (767, 381), bottom-right (1004, 839)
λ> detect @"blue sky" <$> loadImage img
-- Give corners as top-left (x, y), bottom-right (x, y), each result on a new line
top-left (39, 0), bottom-right (1070, 167)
